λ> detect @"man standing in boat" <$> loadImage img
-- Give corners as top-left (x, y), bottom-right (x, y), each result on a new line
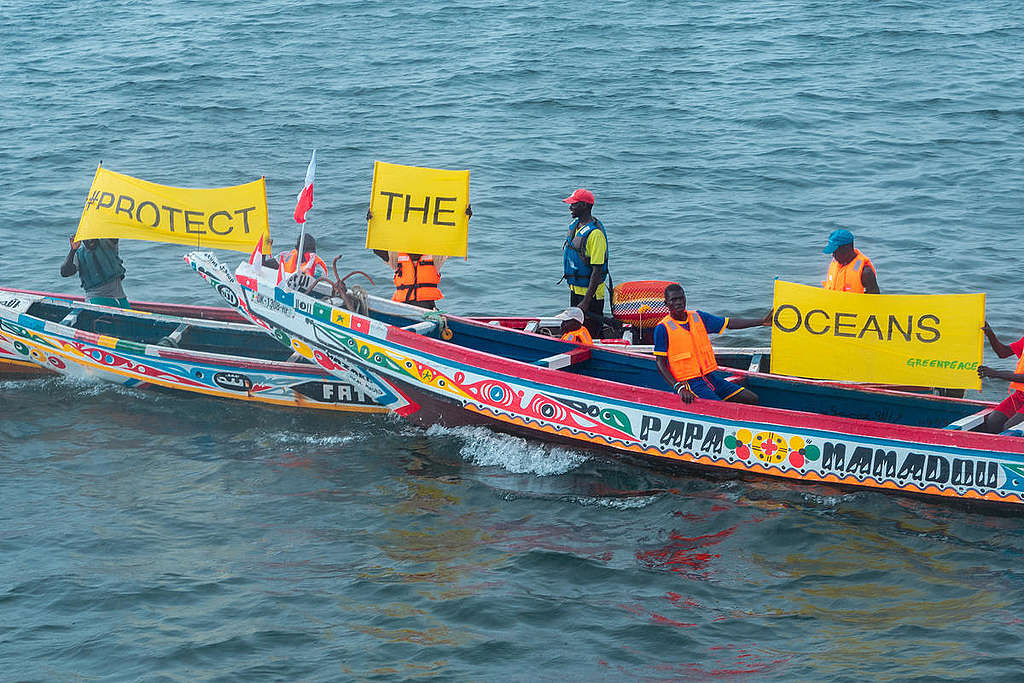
top-left (822, 229), bottom-right (880, 293)
top-left (59, 236), bottom-right (130, 308)
top-left (368, 206), bottom-right (472, 310)
top-left (561, 189), bottom-right (609, 338)
top-left (654, 284), bottom-right (771, 404)
top-left (977, 322), bottom-right (1024, 434)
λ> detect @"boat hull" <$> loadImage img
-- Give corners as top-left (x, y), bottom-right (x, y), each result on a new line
top-left (0, 289), bottom-right (389, 413)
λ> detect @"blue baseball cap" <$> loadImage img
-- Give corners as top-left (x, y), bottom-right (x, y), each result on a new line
top-left (823, 229), bottom-right (855, 254)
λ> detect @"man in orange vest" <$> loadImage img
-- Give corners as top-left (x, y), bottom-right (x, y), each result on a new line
top-left (277, 234), bottom-right (329, 278)
top-left (373, 250), bottom-right (447, 309)
top-left (368, 206), bottom-right (471, 309)
top-left (977, 322), bottom-right (1024, 434)
top-left (822, 229), bottom-right (879, 293)
top-left (556, 307), bottom-right (593, 345)
top-left (654, 284), bottom-right (771, 404)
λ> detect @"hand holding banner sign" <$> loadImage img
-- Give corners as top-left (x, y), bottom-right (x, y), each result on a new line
top-left (771, 281), bottom-right (984, 390)
top-left (74, 164), bottom-right (271, 253)
top-left (365, 161), bottom-right (470, 258)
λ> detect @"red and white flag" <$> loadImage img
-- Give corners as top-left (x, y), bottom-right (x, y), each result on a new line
top-left (248, 232), bottom-right (266, 267)
top-left (293, 150), bottom-right (316, 223)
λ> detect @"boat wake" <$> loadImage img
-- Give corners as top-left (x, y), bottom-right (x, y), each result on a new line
top-left (425, 424), bottom-right (588, 476)
top-left (567, 494), bottom-right (661, 510)
top-left (262, 431), bottom-right (358, 447)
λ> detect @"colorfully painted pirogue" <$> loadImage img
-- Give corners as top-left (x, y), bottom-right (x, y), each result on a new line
top-left (185, 251), bottom-right (1024, 510)
top-left (0, 284), bottom-right (733, 410)
top-left (0, 287), bottom-right (388, 412)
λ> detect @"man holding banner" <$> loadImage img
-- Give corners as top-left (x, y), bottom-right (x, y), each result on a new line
top-left (977, 323), bottom-right (1024, 434)
top-left (60, 237), bottom-right (129, 307)
top-left (365, 161), bottom-right (472, 308)
top-left (372, 248), bottom-right (449, 309)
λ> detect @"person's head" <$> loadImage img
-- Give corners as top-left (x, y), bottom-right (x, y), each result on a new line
top-left (296, 233), bottom-right (317, 253)
top-left (823, 229), bottom-right (856, 264)
top-left (83, 239), bottom-right (100, 250)
top-left (555, 306), bottom-right (585, 333)
top-left (562, 189), bottom-right (595, 219)
top-left (664, 283), bottom-right (687, 318)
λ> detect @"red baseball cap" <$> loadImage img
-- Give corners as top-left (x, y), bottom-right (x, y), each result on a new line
top-left (562, 188), bottom-right (595, 205)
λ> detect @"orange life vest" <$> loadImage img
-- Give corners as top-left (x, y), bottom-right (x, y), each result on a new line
top-left (1010, 354), bottom-right (1024, 393)
top-left (823, 249), bottom-right (875, 293)
top-left (660, 312), bottom-right (718, 382)
top-left (561, 327), bottom-right (593, 345)
top-left (393, 253), bottom-right (442, 303)
top-left (279, 249), bottom-right (328, 278)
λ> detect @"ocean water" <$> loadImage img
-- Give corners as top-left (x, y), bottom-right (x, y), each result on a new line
top-left (3, 0), bottom-right (1024, 679)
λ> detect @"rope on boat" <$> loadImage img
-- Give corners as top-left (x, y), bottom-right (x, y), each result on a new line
top-left (423, 310), bottom-right (453, 340)
top-left (348, 286), bottom-right (369, 316)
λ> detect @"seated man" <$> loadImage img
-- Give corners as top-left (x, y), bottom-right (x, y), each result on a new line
top-left (977, 322), bottom-right (1024, 433)
top-left (277, 234), bottom-right (329, 279)
top-left (60, 236), bottom-right (130, 308)
top-left (654, 283), bottom-right (771, 404)
top-left (556, 307), bottom-right (593, 344)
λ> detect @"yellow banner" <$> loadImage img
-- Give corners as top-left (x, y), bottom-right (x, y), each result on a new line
top-left (74, 165), bottom-right (270, 252)
top-left (771, 281), bottom-right (984, 390)
top-left (365, 161), bottom-right (470, 257)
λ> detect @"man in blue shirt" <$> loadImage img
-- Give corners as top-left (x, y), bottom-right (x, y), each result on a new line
top-left (653, 284), bottom-right (771, 404)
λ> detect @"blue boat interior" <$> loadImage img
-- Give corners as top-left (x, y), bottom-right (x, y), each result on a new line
top-left (25, 301), bottom-right (297, 363)
top-left (380, 312), bottom-right (985, 431)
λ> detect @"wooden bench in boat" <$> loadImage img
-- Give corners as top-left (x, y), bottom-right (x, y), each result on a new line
top-left (535, 347), bottom-right (591, 370)
top-left (944, 407), bottom-right (994, 431)
top-left (402, 321), bottom-right (438, 335)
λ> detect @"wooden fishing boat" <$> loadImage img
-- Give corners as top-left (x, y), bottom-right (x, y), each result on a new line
top-left (0, 277), bottom-right (772, 419)
top-left (0, 286), bottom-right (260, 379)
top-left (0, 288), bottom-right (396, 412)
top-left (187, 252), bottom-right (1024, 510)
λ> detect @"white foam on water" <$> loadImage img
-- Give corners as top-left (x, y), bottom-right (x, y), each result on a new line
top-left (425, 424), bottom-right (588, 476)
top-left (569, 495), bottom-right (662, 510)
top-left (7, 375), bottom-right (151, 400)
top-left (263, 432), bottom-right (358, 447)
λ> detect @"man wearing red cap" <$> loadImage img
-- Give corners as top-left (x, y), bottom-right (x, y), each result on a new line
top-left (562, 188), bottom-right (609, 337)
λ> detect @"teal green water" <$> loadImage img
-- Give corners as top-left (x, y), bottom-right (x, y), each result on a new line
top-left (3, 1), bottom-right (1024, 679)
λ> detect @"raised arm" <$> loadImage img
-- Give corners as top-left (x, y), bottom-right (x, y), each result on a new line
top-left (982, 322), bottom-right (1015, 358)
top-left (60, 237), bottom-right (78, 277)
top-left (726, 308), bottom-right (773, 331)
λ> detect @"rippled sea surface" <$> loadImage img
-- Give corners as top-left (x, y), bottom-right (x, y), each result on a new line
top-left (3, 1), bottom-right (1024, 679)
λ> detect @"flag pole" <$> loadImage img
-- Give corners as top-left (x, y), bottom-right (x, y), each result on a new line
top-left (296, 218), bottom-right (307, 270)
top-left (294, 149), bottom-right (317, 272)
